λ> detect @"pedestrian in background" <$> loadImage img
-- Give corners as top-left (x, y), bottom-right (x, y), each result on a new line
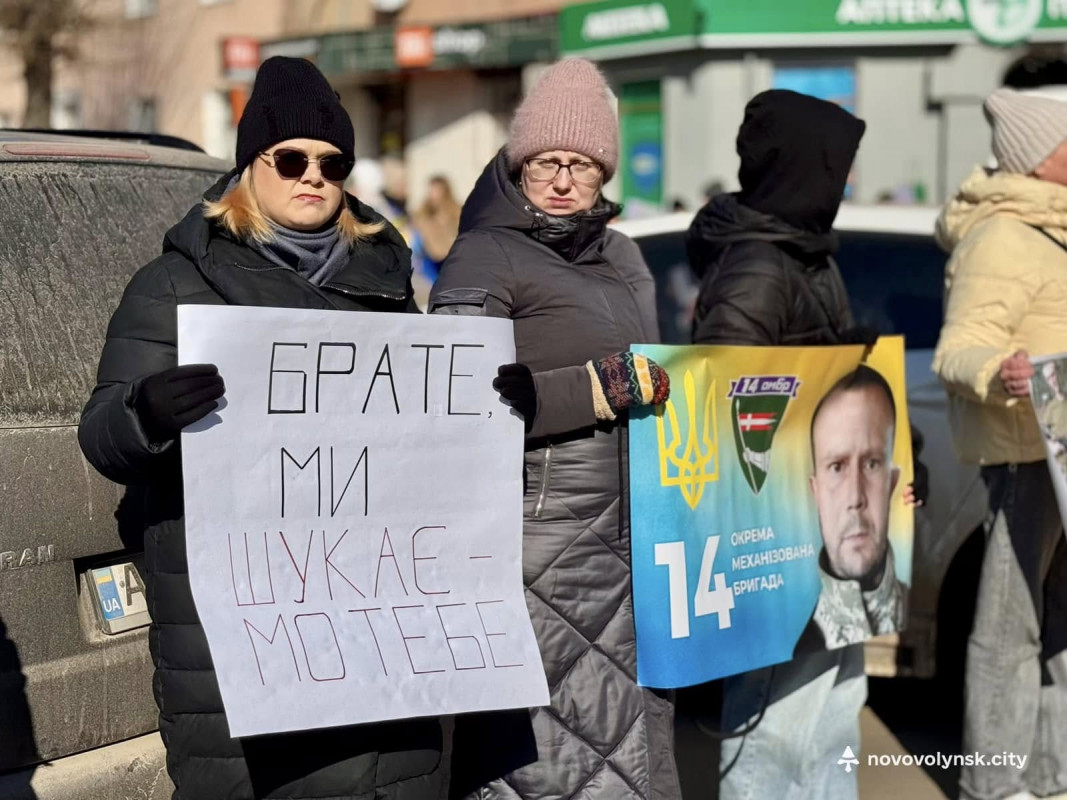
top-left (412, 174), bottom-right (462, 282)
top-left (348, 155), bottom-right (411, 235)
top-left (78, 56), bottom-right (440, 800)
top-left (430, 57), bottom-right (680, 800)
top-left (933, 87), bottom-right (1067, 800)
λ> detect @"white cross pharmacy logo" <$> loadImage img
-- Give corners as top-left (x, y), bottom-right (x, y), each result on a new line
top-left (968, 0), bottom-right (1044, 46)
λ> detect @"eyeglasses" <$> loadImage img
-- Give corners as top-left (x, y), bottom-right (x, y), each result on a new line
top-left (524, 157), bottom-right (603, 186)
top-left (259, 148), bottom-right (355, 182)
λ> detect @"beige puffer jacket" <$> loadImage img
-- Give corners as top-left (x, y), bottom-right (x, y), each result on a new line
top-left (933, 166), bottom-right (1067, 465)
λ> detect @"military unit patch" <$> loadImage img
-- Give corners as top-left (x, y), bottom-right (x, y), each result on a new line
top-left (727, 375), bottom-right (801, 494)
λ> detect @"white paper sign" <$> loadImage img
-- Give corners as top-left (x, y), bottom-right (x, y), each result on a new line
top-left (178, 305), bottom-right (548, 738)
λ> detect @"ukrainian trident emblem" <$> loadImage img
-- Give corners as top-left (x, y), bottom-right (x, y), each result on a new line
top-left (656, 369), bottom-right (719, 510)
top-left (727, 375), bottom-right (800, 495)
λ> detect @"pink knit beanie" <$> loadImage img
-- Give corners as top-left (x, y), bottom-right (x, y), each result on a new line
top-left (506, 58), bottom-right (619, 180)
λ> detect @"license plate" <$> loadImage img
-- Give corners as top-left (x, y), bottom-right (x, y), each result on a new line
top-left (88, 561), bottom-right (150, 634)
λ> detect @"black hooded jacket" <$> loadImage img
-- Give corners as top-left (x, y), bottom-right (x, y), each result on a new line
top-left (688, 90), bottom-right (863, 347)
top-left (687, 194), bottom-right (853, 345)
top-left (78, 173), bottom-right (442, 800)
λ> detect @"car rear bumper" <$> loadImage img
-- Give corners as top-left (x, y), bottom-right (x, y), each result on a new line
top-left (0, 731), bottom-right (172, 800)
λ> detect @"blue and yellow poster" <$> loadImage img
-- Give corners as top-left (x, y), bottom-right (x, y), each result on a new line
top-left (629, 338), bottom-right (913, 687)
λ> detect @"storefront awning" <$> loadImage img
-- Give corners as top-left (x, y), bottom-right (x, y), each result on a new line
top-left (560, 0), bottom-right (1067, 57)
top-left (260, 14), bottom-right (558, 78)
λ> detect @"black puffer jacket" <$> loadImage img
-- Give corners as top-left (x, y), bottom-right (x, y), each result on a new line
top-left (429, 151), bottom-right (680, 800)
top-left (78, 173), bottom-right (442, 800)
top-left (686, 194), bottom-right (854, 346)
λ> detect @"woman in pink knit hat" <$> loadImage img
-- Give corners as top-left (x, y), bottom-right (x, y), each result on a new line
top-left (430, 58), bottom-right (679, 800)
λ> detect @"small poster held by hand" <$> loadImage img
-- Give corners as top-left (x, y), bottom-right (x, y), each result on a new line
top-left (1029, 353), bottom-right (1067, 534)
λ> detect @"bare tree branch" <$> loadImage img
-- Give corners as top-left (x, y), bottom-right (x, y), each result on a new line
top-left (0, 0), bottom-right (94, 126)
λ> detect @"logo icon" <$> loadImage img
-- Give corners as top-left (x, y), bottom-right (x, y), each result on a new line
top-left (657, 369), bottom-right (719, 510)
top-left (968, 0), bottom-right (1043, 46)
top-left (838, 746), bottom-right (860, 773)
top-left (395, 27), bottom-right (434, 68)
top-left (727, 375), bottom-right (800, 495)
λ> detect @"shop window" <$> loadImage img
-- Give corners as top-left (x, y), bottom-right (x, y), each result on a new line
top-left (127, 97), bottom-right (156, 133)
top-left (484, 71), bottom-right (522, 144)
top-left (367, 81), bottom-right (407, 157)
top-left (619, 80), bottom-right (664, 215)
top-left (51, 90), bottom-right (82, 130)
top-left (125, 0), bottom-right (157, 19)
top-left (773, 64), bottom-right (856, 113)
top-left (201, 91), bottom-right (237, 162)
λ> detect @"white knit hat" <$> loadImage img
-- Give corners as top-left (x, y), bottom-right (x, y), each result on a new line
top-left (985, 88), bottom-right (1067, 174)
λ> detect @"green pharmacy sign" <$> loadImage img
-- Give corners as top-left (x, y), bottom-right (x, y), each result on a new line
top-left (561, 0), bottom-right (1067, 54)
top-left (702, 0), bottom-right (1067, 47)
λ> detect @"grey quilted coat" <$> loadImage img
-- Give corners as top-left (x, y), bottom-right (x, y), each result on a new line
top-left (429, 151), bottom-right (680, 800)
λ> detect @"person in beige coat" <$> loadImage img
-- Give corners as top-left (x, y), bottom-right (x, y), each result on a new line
top-left (933, 88), bottom-right (1067, 800)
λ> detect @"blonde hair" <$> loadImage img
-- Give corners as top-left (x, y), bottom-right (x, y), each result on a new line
top-left (203, 164), bottom-right (384, 246)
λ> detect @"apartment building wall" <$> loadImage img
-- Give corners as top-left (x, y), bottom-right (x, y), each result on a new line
top-left (274, 0), bottom-right (562, 207)
top-left (0, 47), bottom-right (24, 127)
top-left (0, 0), bottom-right (289, 158)
top-left (0, 0), bottom-right (564, 200)
top-left (73, 0), bottom-right (288, 160)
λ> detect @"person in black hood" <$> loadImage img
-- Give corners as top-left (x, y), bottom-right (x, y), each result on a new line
top-left (687, 90), bottom-right (864, 347)
top-left (77, 57), bottom-right (441, 800)
top-left (737, 89), bottom-right (865, 235)
top-left (429, 58), bottom-right (679, 800)
top-left (687, 90), bottom-right (924, 800)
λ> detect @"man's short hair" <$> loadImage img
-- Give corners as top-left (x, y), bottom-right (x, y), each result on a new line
top-left (810, 364), bottom-right (897, 454)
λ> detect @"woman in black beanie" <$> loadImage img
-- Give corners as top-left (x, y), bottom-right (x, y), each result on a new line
top-left (78, 57), bottom-right (441, 800)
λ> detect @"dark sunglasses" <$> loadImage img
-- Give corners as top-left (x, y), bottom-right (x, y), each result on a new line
top-left (260, 148), bottom-right (354, 182)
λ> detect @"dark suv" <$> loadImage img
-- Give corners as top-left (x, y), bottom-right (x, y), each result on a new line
top-left (0, 131), bottom-right (227, 799)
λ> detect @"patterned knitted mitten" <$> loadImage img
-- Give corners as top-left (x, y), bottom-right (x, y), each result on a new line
top-left (586, 351), bottom-right (670, 421)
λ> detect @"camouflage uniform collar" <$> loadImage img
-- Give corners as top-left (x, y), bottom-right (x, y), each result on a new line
top-left (812, 547), bottom-right (906, 649)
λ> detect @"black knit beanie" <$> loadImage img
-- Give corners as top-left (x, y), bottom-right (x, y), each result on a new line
top-left (235, 56), bottom-right (354, 173)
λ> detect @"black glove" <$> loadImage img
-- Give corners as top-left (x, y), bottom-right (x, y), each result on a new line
top-left (133, 363), bottom-right (225, 443)
top-left (911, 426), bottom-right (929, 506)
top-left (492, 364), bottom-right (536, 433)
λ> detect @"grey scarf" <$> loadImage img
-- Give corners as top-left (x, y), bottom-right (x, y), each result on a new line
top-left (248, 218), bottom-right (351, 287)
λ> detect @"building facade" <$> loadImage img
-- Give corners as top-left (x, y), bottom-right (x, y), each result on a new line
top-left (0, 0), bottom-right (296, 156)
top-left (560, 0), bottom-right (1067, 211)
top-left (260, 1), bottom-right (565, 208)
top-left (1, 0), bottom-right (1065, 213)
top-left (0, 0), bottom-right (564, 219)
